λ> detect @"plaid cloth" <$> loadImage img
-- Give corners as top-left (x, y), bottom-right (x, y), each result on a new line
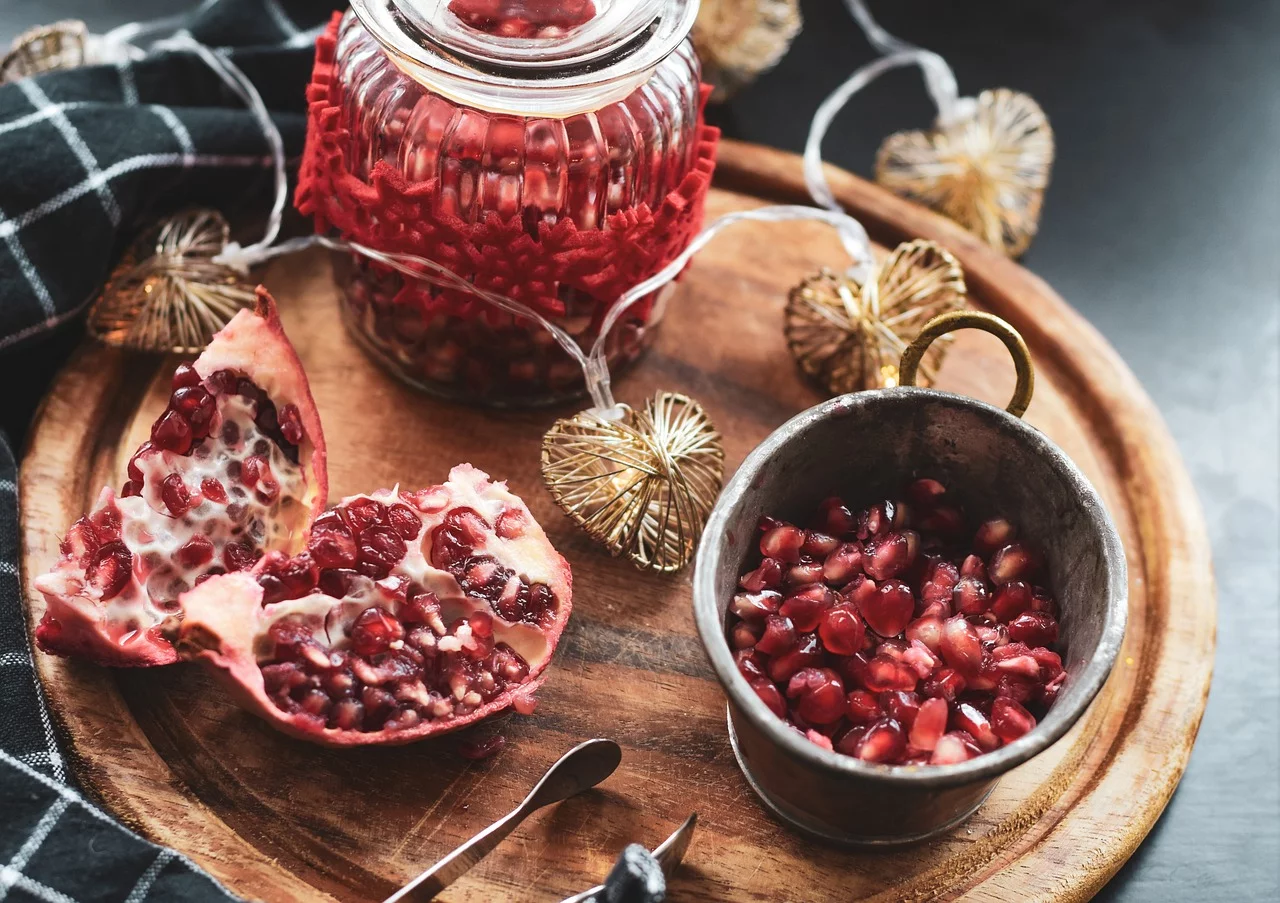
top-left (0, 3), bottom-right (671, 901)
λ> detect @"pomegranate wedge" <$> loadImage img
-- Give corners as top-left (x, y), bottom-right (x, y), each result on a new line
top-left (35, 288), bottom-right (327, 666)
top-left (177, 467), bottom-right (572, 746)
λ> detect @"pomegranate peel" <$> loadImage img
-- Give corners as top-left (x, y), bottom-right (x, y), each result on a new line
top-left (176, 467), bottom-right (571, 746)
top-left (35, 288), bottom-right (327, 667)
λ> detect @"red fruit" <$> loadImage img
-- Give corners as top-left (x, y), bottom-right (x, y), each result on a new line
top-left (989, 542), bottom-right (1040, 585)
top-left (818, 602), bottom-right (866, 656)
top-left (880, 690), bottom-right (921, 729)
top-left (856, 578), bottom-right (914, 637)
top-left (902, 639), bottom-right (939, 679)
top-left (731, 621), bottom-right (763, 650)
top-left (920, 560), bottom-right (959, 608)
top-left (991, 697), bottom-right (1037, 744)
top-left (760, 522), bottom-right (804, 563)
top-left (767, 633), bottom-right (823, 684)
top-left (786, 668), bottom-right (847, 724)
top-left (930, 731), bottom-right (981, 765)
top-left (855, 718), bottom-right (907, 763)
top-left (751, 679), bottom-right (787, 719)
top-left (846, 689), bottom-right (882, 724)
top-left (951, 575), bottom-right (989, 616)
top-left (802, 531), bottom-right (839, 558)
top-left (905, 615), bottom-right (944, 652)
top-left (907, 478), bottom-right (946, 506)
top-left (918, 505), bottom-right (964, 537)
top-left (861, 654), bottom-right (918, 693)
top-left (175, 465), bottom-right (572, 747)
top-left (974, 518), bottom-right (1016, 556)
top-left (730, 589), bottom-right (783, 622)
top-left (740, 558), bottom-right (783, 592)
top-left (784, 561), bottom-right (825, 587)
top-left (822, 543), bottom-right (863, 585)
top-left (35, 289), bottom-right (327, 667)
top-left (959, 554), bottom-right (986, 579)
top-left (780, 585), bottom-right (835, 632)
top-left (909, 697), bottom-right (948, 751)
top-left (864, 531), bottom-right (919, 581)
top-left (755, 614), bottom-right (798, 656)
top-left (921, 667), bottom-right (966, 702)
top-left (819, 497), bottom-right (855, 536)
top-left (991, 581), bottom-right (1033, 621)
top-left (1008, 611), bottom-right (1059, 647)
top-left (953, 702), bottom-right (1000, 751)
top-left (939, 616), bottom-right (984, 674)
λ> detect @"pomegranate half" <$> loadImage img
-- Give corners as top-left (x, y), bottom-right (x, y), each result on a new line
top-left (35, 289), bottom-right (327, 667)
top-left (177, 466), bottom-right (573, 745)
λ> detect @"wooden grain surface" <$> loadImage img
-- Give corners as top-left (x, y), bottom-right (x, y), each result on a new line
top-left (19, 141), bottom-right (1215, 902)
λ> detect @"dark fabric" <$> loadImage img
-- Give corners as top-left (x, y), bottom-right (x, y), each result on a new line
top-left (0, 3), bottom-right (669, 900)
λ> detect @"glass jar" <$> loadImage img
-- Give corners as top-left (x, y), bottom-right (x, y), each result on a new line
top-left (310, 0), bottom-right (711, 406)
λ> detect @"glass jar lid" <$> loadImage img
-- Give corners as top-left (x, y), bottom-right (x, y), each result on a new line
top-left (350, 0), bottom-right (699, 115)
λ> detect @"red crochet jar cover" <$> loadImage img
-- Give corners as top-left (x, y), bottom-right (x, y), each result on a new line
top-left (295, 13), bottom-right (721, 323)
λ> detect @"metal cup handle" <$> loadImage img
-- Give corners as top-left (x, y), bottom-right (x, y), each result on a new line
top-left (899, 310), bottom-right (1036, 418)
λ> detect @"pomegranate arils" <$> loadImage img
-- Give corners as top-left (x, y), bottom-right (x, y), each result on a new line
top-left (857, 579), bottom-right (914, 638)
top-left (151, 410), bottom-right (193, 454)
top-left (175, 535), bottom-right (215, 570)
top-left (726, 476), bottom-right (1066, 767)
top-left (87, 542), bottom-right (132, 600)
top-left (350, 607), bottom-right (406, 656)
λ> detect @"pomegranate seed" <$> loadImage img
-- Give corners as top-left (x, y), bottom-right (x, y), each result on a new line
top-left (731, 621), bottom-right (763, 649)
top-left (200, 478), bottom-right (228, 504)
top-left (905, 616), bottom-right (944, 652)
top-left (818, 602), bottom-right (865, 656)
top-left (309, 520), bottom-right (358, 570)
top-left (881, 690), bottom-right (921, 729)
top-left (930, 731), bottom-right (980, 765)
top-left (834, 724), bottom-right (869, 755)
top-left (786, 668), bottom-right (847, 724)
top-left (1031, 647), bottom-right (1064, 681)
top-left (921, 667), bottom-right (966, 702)
top-left (779, 585), bottom-right (834, 632)
top-left (277, 403), bottom-right (305, 445)
top-left (918, 505), bottom-right (963, 536)
top-left (846, 689), bottom-right (882, 724)
top-left (784, 561), bottom-right (825, 587)
top-left (739, 558), bottom-right (783, 592)
top-left (751, 678), bottom-right (787, 719)
top-left (989, 542), bottom-right (1039, 585)
top-left (976, 623), bottom-right (1009, 649)
top-left (855, 718), bottom-right (906, 763)
top-left (856, 578), bottom-right (914, 637)
top-left (1041, 671), bottom-right (1068, 705)
top-left (736, 649), bottom-right (767, 682)
top-left (731, 589), bottom-right (782, 621)
top-left (760, 522), bottom-right (804, 563)
top-left (802, 530), bottom-right (839, 558)
top-left (993, 653), bottom-right (1041, 679)
top-left (991, 697), bottom-right (1037, 744)
top-left (909, 697), bottom-right (948, 751)
top-left (991, 581), bottom-right (1033, 620)
top-left (766, 633), bottom-right (823, 684)
top-left (902, 639), bottom-right (939, 678)
top-left (864, 530), bottom-right (920, 580)
top-left (160, 474), bottom-right (196, 517)
top-left (959, 554), bottom-right (986, 579)
top-left (819, 497), bottom-right (856, 536)
top-left (856, 502), bottom-right (894, 539)
top-left (350, 607), bottom-right (405, 656)
top-left (907, 478), bottom-right (946, 506)
top-left (357, 526), bottom-right (407, 579)
top-left (755, 613), bottom-right (798, 656)
top-left (387, 504), bottom-right (422, 540)
top-left (861, 654), bottom-right (918, 693)
top-left (87, 542), bottom-right (132, 600)
top-left (172, 363), bottom-right (201, 390)
top-left (822, 543), bottom-right (863, 585)
top-left (494, 508), bottom-right (526, 539)
top-left (175, 535), bottom-right (215, 569)
top-left (258, 553), bottom-right (320, 604)
top-left (806, 729), bottom-right (834, 751)
top-left (951, 575), bottom-right (989, 616)
top-left (330, 699), bottom-right (365, 730)
top-left (920, 560), bottom-right (959, 607)
top-left (61, 517), bottom-right (100, 568)
top-left (1008, 611), bottom-right (1059, 647)
top-left (171, 386), bottom-right (215, 434)
top-left (939, 616), bottom-right (984, 674)
top-left (150, 410), bottom-right (193, 454)
top-left (953, 702), bottom-right (1000, 751)
top-left (974, 518), bottom-right (1016, 556)
top-left (223, 539), bottom-right (259, 571)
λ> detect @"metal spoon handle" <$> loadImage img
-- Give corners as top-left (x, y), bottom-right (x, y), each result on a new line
top-left (384, 806), bottom-right (522, 902)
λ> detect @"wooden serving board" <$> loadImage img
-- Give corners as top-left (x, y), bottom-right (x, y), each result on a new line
top-left (19, 141), bottom-right (1214, 903)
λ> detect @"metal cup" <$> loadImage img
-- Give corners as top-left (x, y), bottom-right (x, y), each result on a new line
top-left (693, 311), bottom-right (1127, 845)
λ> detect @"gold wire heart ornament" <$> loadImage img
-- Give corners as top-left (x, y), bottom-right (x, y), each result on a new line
top-left (1, 20), bottom-right (89, 83)
top-left (693, 0), bottom-right (802, 101)
top-left (89, 209), bottom-right (256, 354)
top-left (784, 238), bottom-right (967, 395)
top-left (541, 392), bottom-right (726, 573)
top-left (875, 89), bottom-right (1054, 257)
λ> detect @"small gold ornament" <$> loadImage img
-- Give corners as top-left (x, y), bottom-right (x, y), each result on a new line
top-left (876, 89), bottom-right (1054, 257)
top-left (1, 20), bottom-right (89, 83)
top-left (89, 209), bottom-right (256, 354)
top-left (785, 239), bottom-right (966, 394)
top-left (693, 0), bottom-right (802, 101)
top-left (541, 392), bottom-right (725, 573)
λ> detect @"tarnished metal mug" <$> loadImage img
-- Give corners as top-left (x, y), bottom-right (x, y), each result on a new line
top-left (693, 311), bottom-right (1127, 845)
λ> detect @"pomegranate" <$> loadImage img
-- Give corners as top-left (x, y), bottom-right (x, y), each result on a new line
top-left (175, 465), bottom-right (571, 746)
top-left (728, 478), bottom-right (1062, 766)
top-left (35, 289), bottom-right (327, 667)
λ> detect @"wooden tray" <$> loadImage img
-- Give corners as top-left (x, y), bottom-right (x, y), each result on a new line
top-left (20, 141), bottom-right (1215, 902)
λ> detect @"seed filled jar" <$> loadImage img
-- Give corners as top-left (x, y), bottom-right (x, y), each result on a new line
top-left (296, 0), bottom-right (717, 406)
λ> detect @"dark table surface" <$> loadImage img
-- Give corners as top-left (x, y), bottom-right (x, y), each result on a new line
top-left (1, 1), bottom-right (1276, 900)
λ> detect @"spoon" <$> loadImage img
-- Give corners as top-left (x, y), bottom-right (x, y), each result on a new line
top-left (557, 813), bottom-right (698, 903)
top-left (384, 738), bottom-right (623, 903)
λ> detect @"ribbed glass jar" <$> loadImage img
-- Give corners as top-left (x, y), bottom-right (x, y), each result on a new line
top-left (327, 0), bottom-right (705, 406)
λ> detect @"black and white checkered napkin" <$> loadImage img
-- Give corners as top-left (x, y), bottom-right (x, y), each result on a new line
top-left (0, 3), bottom-right (671, 900)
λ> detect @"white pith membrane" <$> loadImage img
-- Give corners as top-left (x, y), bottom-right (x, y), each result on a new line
top-left (35, 386), bottom-right (310, 657)
top-left (181, 465), bottom-right (569, 738)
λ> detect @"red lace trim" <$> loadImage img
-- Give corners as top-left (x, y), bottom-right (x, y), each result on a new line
top-left (295, 13), bottom-right (720, 322)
